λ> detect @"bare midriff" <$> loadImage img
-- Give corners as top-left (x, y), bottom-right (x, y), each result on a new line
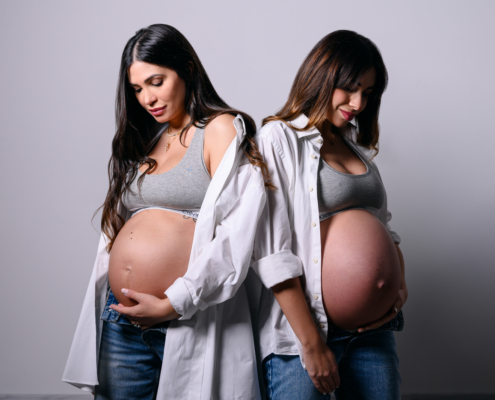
top-left (108, 209), bottom-right (196, 307)
top-left (320, 209), bottom-right (401, 331)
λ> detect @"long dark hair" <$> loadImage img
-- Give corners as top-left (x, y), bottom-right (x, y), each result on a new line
top-left (263, 30), bottom-right (387, 150)
top-left (101, 24), bottom-right (272, 251)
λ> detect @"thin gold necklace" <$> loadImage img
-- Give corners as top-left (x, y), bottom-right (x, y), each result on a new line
top-left (164, 125), bottom-right (179, 152)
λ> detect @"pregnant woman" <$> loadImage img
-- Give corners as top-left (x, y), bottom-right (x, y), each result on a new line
top-left (255, 30), bottom-right (408, 399)
top-left (63, 24), bottom-right (277, 399)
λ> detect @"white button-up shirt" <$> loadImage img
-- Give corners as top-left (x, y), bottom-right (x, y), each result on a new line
top-left (254, 114), bottom-right (401, 364)
top-left (63, 116), bottom-right (300, 400)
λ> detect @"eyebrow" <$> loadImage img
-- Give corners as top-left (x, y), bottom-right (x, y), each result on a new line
top-left (357, 82), bottom-right (375, 90)
top-left (129, 74), bottom-right (164, 87)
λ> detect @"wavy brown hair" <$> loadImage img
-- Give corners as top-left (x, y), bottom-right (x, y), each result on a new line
top-left (100, 24), bottom-right (272, 251)
top-left (263, 30), bottom-right (388, 150)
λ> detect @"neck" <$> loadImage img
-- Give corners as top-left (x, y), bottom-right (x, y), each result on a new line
top-left (168, 111), bottom-right (191, 132)
top-left (317, 119), bottom-right (340, 139)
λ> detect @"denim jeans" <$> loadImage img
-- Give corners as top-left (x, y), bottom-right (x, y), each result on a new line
top-left (263, 312), bottom-right (403, 400)
top-left (95, 289), bottom-right (170, 400)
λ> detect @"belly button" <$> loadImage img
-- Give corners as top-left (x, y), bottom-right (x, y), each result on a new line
top-left (125, 266), bottom-right (133, 274)
top-left (377, 280), bottom-right (386, 289)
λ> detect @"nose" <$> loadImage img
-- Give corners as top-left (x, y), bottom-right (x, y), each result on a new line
top-left (349, 92), bottom-right (366, 113)
top-left (143, 89), bottom-right (157, 106)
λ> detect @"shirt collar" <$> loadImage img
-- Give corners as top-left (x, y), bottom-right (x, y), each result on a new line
top-left (288, 114), bottom-right (321, 139)
top-left (288, 113), bottom-right (357, 140)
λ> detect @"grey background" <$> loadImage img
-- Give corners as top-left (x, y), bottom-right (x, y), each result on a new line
top-left (1, 0), bottom-right (494, 396)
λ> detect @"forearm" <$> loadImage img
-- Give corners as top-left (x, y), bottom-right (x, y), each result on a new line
top-left (395, 243), bottom-right (408, 302)
top-left (271, 277), bottom-right (322, 348)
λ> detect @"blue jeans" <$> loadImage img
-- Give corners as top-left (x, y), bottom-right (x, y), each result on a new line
top-left (95, 289), bottom-right (170, 400)
top-left (263, 312), bottom-right (403, 400)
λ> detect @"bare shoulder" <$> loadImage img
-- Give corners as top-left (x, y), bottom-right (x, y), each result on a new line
top-left (204, 113), bottom-right (237, 145)
top-left (203, 113), bottom-right (238, 176)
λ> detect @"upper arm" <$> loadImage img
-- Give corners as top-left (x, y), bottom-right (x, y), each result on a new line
top-left (204, 113), bottom-right (237, 177)
top-left (251, 129), bottom-right (303, 288)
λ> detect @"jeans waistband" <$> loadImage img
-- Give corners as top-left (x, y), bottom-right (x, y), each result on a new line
top-left (327, 310), bottom-right (404, 341)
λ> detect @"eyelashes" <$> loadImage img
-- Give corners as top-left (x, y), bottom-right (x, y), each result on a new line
top-left (132, 80), bottom-right (163, 93)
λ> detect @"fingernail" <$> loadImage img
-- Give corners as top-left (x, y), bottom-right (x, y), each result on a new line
top-left (121, 288), bottom-right (129, 295)
top-left (395, 307), bottom-right (398, 313)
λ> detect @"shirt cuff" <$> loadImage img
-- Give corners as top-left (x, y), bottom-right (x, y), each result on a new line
top-left (165, 278), bottom-right (200, 321)
top-left (252, 250), bottom-right (303, 288)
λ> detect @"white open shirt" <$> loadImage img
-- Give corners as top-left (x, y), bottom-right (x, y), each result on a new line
top-left (254, 114), bottom-right (401, 366)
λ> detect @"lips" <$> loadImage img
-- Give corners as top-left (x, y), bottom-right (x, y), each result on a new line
top-left (340, 110), bottom-right (356, 122)
top-left (149, 106), bottom-right (166, 116)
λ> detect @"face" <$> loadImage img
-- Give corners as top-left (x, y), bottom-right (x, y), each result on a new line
top-left (326, 68), bottom-right (376, 128)
top-left (128, 61), bottom-right (187, 124)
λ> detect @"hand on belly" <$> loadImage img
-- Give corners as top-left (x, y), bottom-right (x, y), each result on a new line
top-left (320, 209), bottom-right (401, 331)
top-left (110, 288), bottom-right (180, 330)
top-left (108, 209), bottom-right (196, 307)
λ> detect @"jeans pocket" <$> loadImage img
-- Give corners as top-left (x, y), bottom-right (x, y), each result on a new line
top-left (100, 288), bottom-right (124, 323)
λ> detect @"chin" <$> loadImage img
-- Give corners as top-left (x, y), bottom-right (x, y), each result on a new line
top-left (333, 120), bottom-right (349, 129)
top-left (152, 115), bottom-right (169, 124)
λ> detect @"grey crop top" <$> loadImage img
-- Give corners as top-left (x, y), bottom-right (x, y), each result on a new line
top-left (121, 125), bottom-right (211, 214)
top-left (318, 137), bottom-right (385, 218)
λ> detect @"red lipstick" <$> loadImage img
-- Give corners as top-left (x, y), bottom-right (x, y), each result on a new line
top-left (149, 106), bottom-right (166, 116)
top-left (340, 110), bottom-right (356, 122)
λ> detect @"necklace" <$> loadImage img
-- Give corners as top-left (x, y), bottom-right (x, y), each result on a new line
top-left (165, 125), bottom-right (179, 152)
top-left (166, 125), bottom-right (180, 137)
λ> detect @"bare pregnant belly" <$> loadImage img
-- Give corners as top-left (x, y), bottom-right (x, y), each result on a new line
top-left (320, 209), bottom-right (401, 330)
top-left (108, 209), bottom-right (196, 307)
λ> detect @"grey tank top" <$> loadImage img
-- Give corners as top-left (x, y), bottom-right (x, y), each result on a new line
top-left (318, 137), bottom-right (385, 217)
top-left (122, 126), bottom-right (211, 213)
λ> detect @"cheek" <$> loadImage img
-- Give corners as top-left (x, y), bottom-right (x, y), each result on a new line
top-left (362, 97), bottom-right (369, 110)
top-left (331, 90), bottom-right (349, 108)
top-left (161, 81), bottom-right (185, 106)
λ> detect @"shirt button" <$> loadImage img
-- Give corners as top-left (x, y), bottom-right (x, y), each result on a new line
top-left (308, 187), bottom-right (313, 192)
top-left (313, 294), bottom-right (319, 300)
top-left (311, 154), bottom-right (317, 159)
top-left (311, 222), bottom-right (316, 227)
top-left (319, 323), bottom-right (325, 328)
top-left (313, 258), bottom-right (318, 264)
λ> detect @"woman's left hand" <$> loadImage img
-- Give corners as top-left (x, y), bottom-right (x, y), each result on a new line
top-left (357, 287), bottom-right (407, 333)
top-left (110, 288), bottom-right (180, 330)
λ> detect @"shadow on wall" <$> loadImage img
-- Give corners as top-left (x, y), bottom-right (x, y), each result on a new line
top-left (395, 241), bottom-right (495, 395)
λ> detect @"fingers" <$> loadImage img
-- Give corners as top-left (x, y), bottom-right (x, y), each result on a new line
top-left (358, 309), bottom-right (395, 332)
top-left (121, 288), bottom-right (143, 302)
top-left (310, 366), bottom-right (339, 395)
top-left (393, 296), bottom-right (404, 313)
top-left (311, 375), bottom-right (332, 395)
top-left (332, 368), bottom-right (341, 388)
top-left (110, 301), bottom-right (141, 317)
top-left (318, 377), bottom-right (332, 395)
top-left (110, 303), bottom-right (132, 314)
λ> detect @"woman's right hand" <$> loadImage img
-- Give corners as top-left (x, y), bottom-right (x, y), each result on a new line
top-left (302, 339), bottom-right (340, 394)
top-left (271, 277), bottom-right (340, 395)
